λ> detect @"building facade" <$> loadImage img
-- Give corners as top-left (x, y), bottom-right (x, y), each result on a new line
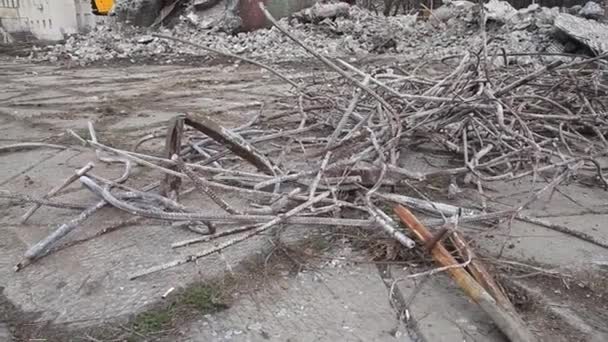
top-left (0, 0), bottom-right (104, 41)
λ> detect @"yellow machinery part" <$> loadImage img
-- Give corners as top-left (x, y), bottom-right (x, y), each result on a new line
top-left (91, 0), bottom-right (114, 15)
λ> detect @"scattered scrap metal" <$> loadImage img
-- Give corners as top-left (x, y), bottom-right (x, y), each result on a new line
top-left (2, 2), bottom-right (608, 342)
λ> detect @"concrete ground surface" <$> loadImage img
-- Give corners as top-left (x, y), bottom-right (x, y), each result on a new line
top-left (1, 57), bottom-right (608, 341)
top-left (177, 263), bottom-right (411, 342)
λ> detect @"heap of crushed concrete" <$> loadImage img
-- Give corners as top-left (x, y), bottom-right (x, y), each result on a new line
top-left (25, 1), bottom-right (608, 66)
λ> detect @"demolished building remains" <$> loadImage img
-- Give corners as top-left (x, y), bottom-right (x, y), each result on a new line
top-left (1, 1), bottom-right (608, 341)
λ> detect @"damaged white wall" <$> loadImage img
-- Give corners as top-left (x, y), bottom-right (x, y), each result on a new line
top-left (0, 0), bottom-right (25, 34)
top-left (0, 0), bottom-right (104, 41)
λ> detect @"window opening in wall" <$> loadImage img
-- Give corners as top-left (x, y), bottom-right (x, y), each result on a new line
top-left (42, 20), bottom-right (46, 28)
top-left (3, 0), bottom-right (18, 8)
top-left (48, 19), bottom-right (52, 29)
top-left (0, 0), bottom-right (19, 8)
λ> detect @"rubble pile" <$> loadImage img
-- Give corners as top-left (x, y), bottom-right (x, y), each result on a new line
top-left (28, 0), bottom-right (608, 65)
top-left (4, 3), bottom-right (608, 341)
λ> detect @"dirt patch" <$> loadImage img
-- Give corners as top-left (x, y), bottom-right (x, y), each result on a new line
top-left (516, 300), bottom-right (585, 342)
top-left (6, 279), bottom-right (228, 342)
top-left (0, 287), bottom-right (41, 341)
top-left (497, 263), bottom-right (608, 341)
top-left (525, 271), bottom-right (608, 333)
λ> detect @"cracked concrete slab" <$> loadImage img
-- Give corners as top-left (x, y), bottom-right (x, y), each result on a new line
top-left (388, 269), bottom-right (507, 342)
top-left (178, 264), bottom-right (410, 342)
top-left (450, 178), bottom-right (608, 269)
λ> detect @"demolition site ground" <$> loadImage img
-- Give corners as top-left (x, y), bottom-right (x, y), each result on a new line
top-left (1, 52), bottom-right (607, 341)
top-left (2, 0), bottom-right (608, 337)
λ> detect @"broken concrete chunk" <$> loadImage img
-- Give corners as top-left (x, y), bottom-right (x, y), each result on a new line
top-left (578, 1), bottom-right (605, 20)
top-left (509, 4), bottom-right (538, 30)
top-left (484, 0), bottom-right (517, 23)
top-left (293, 2), bottom-right (351, 24)
top-left (428, 0), bottom-right (477, 26)
top-left (137, 35), bottom-right (155, 44)
top-left (535, 6), bottom-right (560, 27)
top-left (194, 0), bottom-right (222, 11)
top-left (508, 4), bottom-right (559, 32)
top-left (430, 5), bottom-right (455, 24)
top-left (450, 0), bottom-right (476, 10)
top-left (217, 13), bottom-right (242, 34)
top-left (554, 13), bottom-right (608, 55)
top-left (570, 5), bottom-right (582, 14)
top-left (520, 3), bottom-right (540, 14)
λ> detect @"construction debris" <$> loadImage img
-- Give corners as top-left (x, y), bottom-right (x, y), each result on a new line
top-left (394, 206), bottom-right (538, 342)
top-left (193, 0), bottom-right (222, 10)
top-left (578, 1), bottom-right (605, 19)
top-left (3, 2), bottom-right (608, 340)
top-left (484, 0), bottom-right (517, 23)
top-left (6, 0), bottom-right (606, 271)
top-left (554, 13), bottom-right (608, 54)
top-left (292, 2), bottom-right (351, 23)
top-left (23, 1), bottom-right (606, 66)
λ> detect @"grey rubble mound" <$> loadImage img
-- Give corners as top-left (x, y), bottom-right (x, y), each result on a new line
top-left (28, 1), bottom-right (607, 66)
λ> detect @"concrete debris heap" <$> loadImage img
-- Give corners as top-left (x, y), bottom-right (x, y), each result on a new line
top-left (24, 0), bottom-right (608, 66)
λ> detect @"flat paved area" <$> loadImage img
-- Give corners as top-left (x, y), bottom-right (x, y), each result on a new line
top-left (180, 264), bottom-right (411, 342)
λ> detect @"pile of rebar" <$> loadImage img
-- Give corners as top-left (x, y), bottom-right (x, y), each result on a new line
top-left (6, 2), bottom-right (608, 286)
